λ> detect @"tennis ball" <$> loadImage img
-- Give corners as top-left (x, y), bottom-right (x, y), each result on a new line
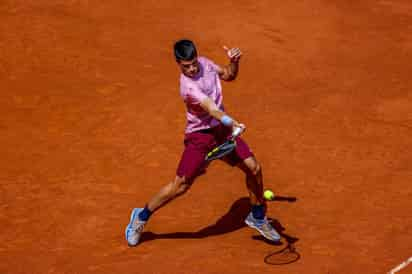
top-left (264, 189), bottom-right (275, 201)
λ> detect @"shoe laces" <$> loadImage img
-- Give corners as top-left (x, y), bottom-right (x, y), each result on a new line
top-left (255, 217), bottom-right (272, 229)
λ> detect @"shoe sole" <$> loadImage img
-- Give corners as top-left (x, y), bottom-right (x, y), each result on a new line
top-left (125, 208), bottom-right (141, 246)
top-left (245, 219), bottom-right (281, 242)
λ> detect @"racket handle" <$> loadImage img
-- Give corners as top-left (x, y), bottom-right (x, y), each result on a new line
top-left (232, 126), bottom-right (244, 138)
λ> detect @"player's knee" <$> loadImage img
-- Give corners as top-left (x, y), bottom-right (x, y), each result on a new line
top-left (173, 176), bottom-right (191, 196)
top-left (248, 160), bottom-right (261, 176)
top-left (243, 157), bottom-right (261, 176)
top-left (253, 163), bottom-right (261, 176)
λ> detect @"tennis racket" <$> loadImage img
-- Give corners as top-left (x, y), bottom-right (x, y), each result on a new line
top-left (205, 126), bottom-right (245, 162)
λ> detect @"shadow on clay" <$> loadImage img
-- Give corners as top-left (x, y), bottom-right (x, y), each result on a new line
top-left (139, 195), bottom-right (298, 246)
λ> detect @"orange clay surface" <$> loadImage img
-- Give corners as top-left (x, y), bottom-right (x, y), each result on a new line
top-left (1, 1), bottom-right (412, 273)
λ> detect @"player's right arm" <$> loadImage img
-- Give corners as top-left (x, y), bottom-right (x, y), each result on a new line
top-left (199, 97), bottom-right (244, 129)
top-left (184, 83), bottom-right (245, 129)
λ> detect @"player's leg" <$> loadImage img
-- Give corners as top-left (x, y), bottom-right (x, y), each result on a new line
top-left (226, 152), bottom-right (265, 215)
top-left (125, 131), bottom-right (215, 246)
top-left (145, 131), bottom-right (214, 212)
top-left (238, 156), bottom-right (280, 242)
top-left (238, 157), bottom-right (264, 206)
top-left (125, 175), bottom-right (195, 247)
top-left (221, 133), bottom-right (281, 242)
top-left (146, 175), bottom-right (191, 212)
top-left (215, 125), bottom-right (264, 207)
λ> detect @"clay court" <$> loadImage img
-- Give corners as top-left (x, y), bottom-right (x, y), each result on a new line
top-left (1, 0), bottom-right (412, 273)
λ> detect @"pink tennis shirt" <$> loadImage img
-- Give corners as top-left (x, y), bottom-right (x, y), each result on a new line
top-left (180, 56), bottom-right (224, 133)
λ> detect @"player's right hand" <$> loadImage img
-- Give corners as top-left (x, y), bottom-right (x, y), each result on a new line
top-left (233, 121), bottom-right (246, 131)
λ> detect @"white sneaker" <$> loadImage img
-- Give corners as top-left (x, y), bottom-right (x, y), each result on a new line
top-left (245, 212), bottom-right (281, 242)
top-left (125, 208), bottom-right (146, 246)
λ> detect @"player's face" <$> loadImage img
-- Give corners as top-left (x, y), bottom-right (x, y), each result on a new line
top-left (178, 58), bottom-right (199, 78)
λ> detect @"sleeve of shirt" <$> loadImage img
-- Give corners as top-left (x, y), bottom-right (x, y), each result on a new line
top-left (206, 58), bottom-right (222, 74)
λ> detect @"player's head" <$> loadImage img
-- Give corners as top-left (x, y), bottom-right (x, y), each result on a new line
top-left (174, 39), bottom-right (199, 78)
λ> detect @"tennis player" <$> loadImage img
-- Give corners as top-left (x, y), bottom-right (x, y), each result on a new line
top-left (126, 39), bottom-right (280, 246)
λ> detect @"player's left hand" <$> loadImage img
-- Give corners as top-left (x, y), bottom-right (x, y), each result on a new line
top-left (223, 46), bottom-right (242, 63)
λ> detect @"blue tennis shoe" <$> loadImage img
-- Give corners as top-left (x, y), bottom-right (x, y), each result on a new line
top-left (245, 212), bottom-right (281, 242)
top-left (125, 208), bottom-right (146, 246)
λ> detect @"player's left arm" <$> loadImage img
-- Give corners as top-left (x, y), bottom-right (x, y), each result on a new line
top-left (217, 46), bottom-right (242, 81)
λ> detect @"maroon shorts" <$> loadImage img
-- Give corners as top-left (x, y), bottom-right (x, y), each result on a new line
top-left (176, 124), bottom-right (254, 181)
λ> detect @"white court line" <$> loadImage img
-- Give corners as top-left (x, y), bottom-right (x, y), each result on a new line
top-left (388, 257), bottom-right (412, 274)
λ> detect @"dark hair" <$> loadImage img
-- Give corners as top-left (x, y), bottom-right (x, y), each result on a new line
top-left (174, 39), bottom-right (197, 61)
